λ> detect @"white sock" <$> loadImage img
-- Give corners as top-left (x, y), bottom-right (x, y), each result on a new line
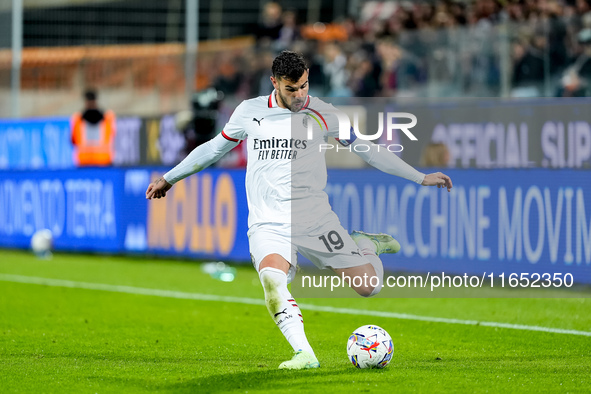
top-left (259, 267), bottom-right (315, 356)
top-left (364, 252), bottom-right (384, 296)
top-left (354, 240), bottom-right (384, 297)
top-left (355, 237), bottom-right (377, 254)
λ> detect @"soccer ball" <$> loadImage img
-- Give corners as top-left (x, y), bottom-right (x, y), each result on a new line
top-left (31, 229), bottom-right (53, 259)
top-left (347, 325), bottom-right (394, 369)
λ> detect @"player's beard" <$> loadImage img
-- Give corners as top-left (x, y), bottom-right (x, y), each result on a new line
top-left (278, 90), bottom-right (305, 112)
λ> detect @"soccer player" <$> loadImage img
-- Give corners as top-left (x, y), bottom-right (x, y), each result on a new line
top-left (146, 51), bottom-right (452, 370)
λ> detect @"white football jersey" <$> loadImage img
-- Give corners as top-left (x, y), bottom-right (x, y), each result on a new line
top-left (222, 91), bottom-right (343, 228)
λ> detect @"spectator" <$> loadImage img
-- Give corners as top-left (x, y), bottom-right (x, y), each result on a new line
top-left (70, 89), bottom-right (116, 166)
top-left (420, 143), bottom-right (450, 167)
top-left (214, 54), bottom-right (243, 95)
top-left (546, 2), bottom-right (569, 74)
top-left (298, 41), bottom-right (327, 97)
top-left (323, 43), bottom-right (352, 96)
top-left (511, 40), bottom-right (545, 96)
top-left (256, 2), bottom-right (283, 45)
top-left (275, 10), bottom-right (300, 51)
top-left (351, 57), bottom-right (380, 97)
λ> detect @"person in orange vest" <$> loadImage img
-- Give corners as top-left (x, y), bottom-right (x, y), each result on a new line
top-left (71, 89), bottom-right (116, 166)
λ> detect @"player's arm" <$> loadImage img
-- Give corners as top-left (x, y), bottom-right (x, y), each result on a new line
top-left (322, 104), bottom-right (450, 191)
top-left (146, 102), bottom-right (248, 200)
top-left (145, 133), bottom-right (239, 199)
top-left (349, 139), bottom-right (453, 191)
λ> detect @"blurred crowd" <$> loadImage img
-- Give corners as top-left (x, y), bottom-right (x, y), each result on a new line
top-left (211, 0), bottom-right (591, 99)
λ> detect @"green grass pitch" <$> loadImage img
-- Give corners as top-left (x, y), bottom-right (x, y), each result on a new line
top-left (1, 250), bottom-right (590, 393)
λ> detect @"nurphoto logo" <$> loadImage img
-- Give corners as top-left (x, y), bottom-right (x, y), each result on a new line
top-left (305, 110), bottom-right (418, 153)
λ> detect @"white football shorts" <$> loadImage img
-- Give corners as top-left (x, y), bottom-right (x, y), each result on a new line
top-left (248, 212), bottom-right (367, 284)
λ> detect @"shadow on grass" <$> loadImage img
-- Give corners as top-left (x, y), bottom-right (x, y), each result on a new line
top-left (151, 366), bottom-right (375, 393)
top-left (70, 351), bottom-right (591, 393)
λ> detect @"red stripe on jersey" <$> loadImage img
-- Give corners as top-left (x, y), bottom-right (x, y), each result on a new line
top-left (268, 94), bottom-right (273, 108)
top-left (303, 96), bottom-right (310, 108)
top-left (306, 107), bottom-right (328, 131)
top-left (222, 130), bottom-right (240, 142)
top-left (288, 299), bottom-right (295, 302)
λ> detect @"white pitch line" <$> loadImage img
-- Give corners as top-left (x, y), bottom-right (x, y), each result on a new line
top-left (1, 273), bottom-right (590, 337)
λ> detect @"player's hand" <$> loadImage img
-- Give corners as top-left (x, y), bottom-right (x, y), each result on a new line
top-left (146, 177), bottom-right (172, 199)
top-left (422, 172), bottom-right (453, 192)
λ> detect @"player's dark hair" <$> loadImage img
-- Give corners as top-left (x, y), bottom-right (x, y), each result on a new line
top-left (272, 51), bottom-right (308, 82)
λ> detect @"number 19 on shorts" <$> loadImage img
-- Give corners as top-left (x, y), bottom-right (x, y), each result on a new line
top-left (318, 231), bottom-right (344, 252)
